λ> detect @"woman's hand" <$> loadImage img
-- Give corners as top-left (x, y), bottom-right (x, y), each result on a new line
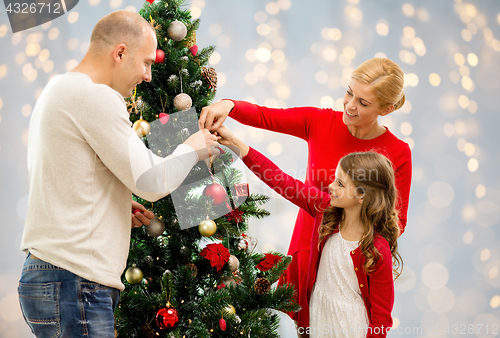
top-left (199, 100), bottom-right (235, 130)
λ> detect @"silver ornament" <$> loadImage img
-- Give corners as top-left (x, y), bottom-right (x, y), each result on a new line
top-left (146, 216), bottom-right (166, 237)
top-left (173, 93), bottom-right (192, 111)
top-left (237, 239), bottom-right (248, 251)
top-left (228, 255), bottom-right (239, 272)
top-left (220, 276), bottom-right (237, 288)
top-left (167, 20), bottom-right (187, 41)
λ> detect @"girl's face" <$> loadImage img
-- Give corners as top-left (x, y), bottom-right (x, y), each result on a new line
top-left (328, 165), bottom-right (363, 209)
top-left (342, 78), bottom-right (391, 128)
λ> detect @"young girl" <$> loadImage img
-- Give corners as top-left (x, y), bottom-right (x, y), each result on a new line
top-left (215, 126), bottom-right (402, 338)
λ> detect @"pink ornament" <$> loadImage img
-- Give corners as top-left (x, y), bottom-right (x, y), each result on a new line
top-left (159, 113), bottom-right (170, 125)
top-left (203, 183), bottom-right (227, 206)
top-left (155, 49), bottom-right (165, 63)
top-left (190, 45), bottom-right (198, 56)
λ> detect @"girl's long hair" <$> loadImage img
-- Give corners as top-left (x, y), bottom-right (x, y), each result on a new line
top-left (318, 151), bottom-right (403, 279)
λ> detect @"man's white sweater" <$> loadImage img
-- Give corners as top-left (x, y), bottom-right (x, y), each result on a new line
top-left (21, 72), bottom-right (198, 290)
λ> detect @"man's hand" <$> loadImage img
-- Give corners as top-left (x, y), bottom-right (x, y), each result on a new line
top-left (199, 100), bottom-right (235, 130)
top-left (183, 129), bottom-right (220, 161)
top-left (131, 200), bottom-right (154, 228)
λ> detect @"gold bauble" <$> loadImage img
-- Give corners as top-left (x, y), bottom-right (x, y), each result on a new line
top-left (173, 93), bottom-right (192, 111)
top-left (223, 304), bottom-right (236, 315)
top-left (133, 118), bottom-right (150, 137)
top-left (125, 264), bottom-right (143, 284)
top-left (198, 219), bottom-right (216, 237)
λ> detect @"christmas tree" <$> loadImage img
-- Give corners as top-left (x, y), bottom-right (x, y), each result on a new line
top-left (114, 1), bottom-right (299, 337)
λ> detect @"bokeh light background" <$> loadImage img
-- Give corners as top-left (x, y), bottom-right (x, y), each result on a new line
top-left (1, 0), bottom-right (500, 337)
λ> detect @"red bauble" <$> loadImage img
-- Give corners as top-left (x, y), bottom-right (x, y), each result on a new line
top-left (159, 113), bottom-right (169, 125)
top-left (155, 49), bottom-right (165, 63)
top-left (219, 318), bottom-right (227, 331)
top-left (156, 307), bottom-right (179, 330)
top-left (190, 45), bottom-right (198, 56)
top-left (203, 183), bottom-right (227, 206)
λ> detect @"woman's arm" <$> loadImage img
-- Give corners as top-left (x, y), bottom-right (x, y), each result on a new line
top-left (394, 145), bottom-right (412, 235)
top-left (200, 100), bottom-right (326, 141)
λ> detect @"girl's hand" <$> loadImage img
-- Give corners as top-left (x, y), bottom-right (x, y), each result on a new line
top-left (213, 125), bottom-right (250, 158)
top-left (213, 125), bottom-right (235, 146)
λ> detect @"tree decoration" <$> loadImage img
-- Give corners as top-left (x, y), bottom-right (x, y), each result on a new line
top-left (142, 323), bottom-right (157, 338)
top-left (189, 45), bottom-right (198, 56)
top-left (223, 304), bottom-right (236, 316)
top-left (200, 243), bottom-right (230, 272)
top-left (254, 277), bottom-right (272, 295)
top-left (183, 30), bottom-right (196, 49)
top-left (125, 264), bottom-right (143, 284)
top-left (149, 16), bottom-right (162, 31)
top-left (256, 253), bottom-right (283, 272)
top-left (167, 20), bottom-right (187, 41)
top-left (226, 208), bottom-right (244, 223)
top-left (237, 234), bottom-right (258, 253)
top-left (133, 117), bottom-right (150, 138)
top-left (186, 263), bottom-right (198, 277)
top-left (126, 94), bottom-right (142, 115)
top-left (198, 218), bottom-right (217, 237)
top-left (156, 306), bottom-right (179, 330)
top-left (202, 66), bottom-right (217, 89)
top-left (159, 112), bottom-right (170, 125)
top-left (228, 255), bottom-right (239, 272)
top-left (155, 49), bottom-right (165, 63)
top-left (234, 183), bottom-right (250, 197)
top-left (173, 93), bottom-right (192, 111)
top-left (146, 216), bottom-right (166, 237)
top-left (203, 182), bottom-right (227, 206)
top-left (219, 275), bottom-right (236, 288)
top-left (219, 318), bottom-right (227, 331)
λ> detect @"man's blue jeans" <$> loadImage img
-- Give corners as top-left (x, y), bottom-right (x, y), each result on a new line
top-left (18, 253), bottom-right (120, 338)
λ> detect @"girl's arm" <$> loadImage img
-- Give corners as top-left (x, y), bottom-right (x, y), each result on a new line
top-left (215, 126), bottom-right (328, 218)
top-left (200, 100), bottom-right (327, 141)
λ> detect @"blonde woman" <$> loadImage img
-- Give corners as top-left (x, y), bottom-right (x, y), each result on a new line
top-left (200, 58), bottom-right (411, 336)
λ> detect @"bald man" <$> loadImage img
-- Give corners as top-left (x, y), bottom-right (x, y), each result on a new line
top-left (18, 10), bottom-right (217, 338)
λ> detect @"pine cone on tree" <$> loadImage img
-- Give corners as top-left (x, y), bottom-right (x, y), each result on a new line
top-left (141, 323), bottom-right (157, 338)
top-left (186, 263), bottom-right (198, 277)
top-left (202, 66), bottom-right (217, 89)
top-left (254, 277), bottom-right (271, 295)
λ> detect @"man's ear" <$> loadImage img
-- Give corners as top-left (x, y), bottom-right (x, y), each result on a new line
top-left (113, 44), bottom-right (127, 62)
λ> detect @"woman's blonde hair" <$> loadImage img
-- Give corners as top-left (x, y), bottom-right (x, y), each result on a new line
top-left (318, 151), bottom-right (403, 279)
top-left (351, 58), bottom-right (406, 112)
